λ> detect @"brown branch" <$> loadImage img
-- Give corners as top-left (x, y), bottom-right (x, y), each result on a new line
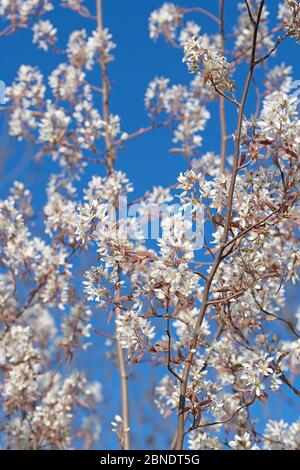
top-left (115, 284), bottom-right (131, 450)
top-left (245, 0), bottom-right (255, 25)
top-left (254, 32), bottom-right (290, 65)
top-left (279, 372), bottom-right (300, 399)
top-left (165, 316), bottom-right (183, 383)
top-left (184, 395), bottom-right (256, 436)
top-left (213, 84), bottom-right (240, 107)
top-left (219, 0), bottom-right (227, 174)
top-left (96, 0), bottom-right (116, 174)
top-left (96, 0), bottom-right (130, 450)
top-left (182, 7), bottom-right (221, 25)
top-left (223, 206), bottom-right (282, 251)
top-left (174, 1), bottom-right (265, 450)
top-left (252, 293), bottom-right (300, 340)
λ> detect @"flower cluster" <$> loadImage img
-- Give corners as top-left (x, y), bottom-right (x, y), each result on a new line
top-left (67, 27), bottom-right (115, 70)
top-left (145, 76), bottom-right (213, 156)
top-left (7, 21), bottom-right (120, 175)
top-left (32, 19), bottom-right (57, 51)
top-left (0, 0), bottom-right (53, 19)
top-left (257, 90), bottom-right (300, 154)
top-left (279, 1), bottom-right (300, 42)
top-left (116, 308), bottom-right (155, 356)
top-left (149, 2), bottom-right (182, 41)
top-left (263, 419), bottom-right (300, 449)
top-left (183, 35), bottom-right (234, 93)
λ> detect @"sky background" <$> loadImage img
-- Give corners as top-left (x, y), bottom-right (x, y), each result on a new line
top-left (0, 0), bottom-right (300, 450)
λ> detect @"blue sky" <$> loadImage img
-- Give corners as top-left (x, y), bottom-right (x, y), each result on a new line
top-left (0, 0), bottom-right (300, 450)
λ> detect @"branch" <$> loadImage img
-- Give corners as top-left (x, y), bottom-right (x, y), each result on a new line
top-left (252, 293), bottom-right (300, 340)
top-left (223, 206), bottom-right (282, 251)
top-left (174, 0), bottom-right (265, 451)
top-left (219, 0), bottom-right (227, 174)
top-left (254, 32), bottom-right (290, 65)
top-left (184, 396), bottom-right (256, 436)
top-left (96, 0), bottom-right (116, 174)
top-left (182, 7), bottom-right (221, 25)
top-left (245, 0), bottom-right (255, 25)
top-left (213, 84), bottom-right (240, 107)
top-left (96, 0), bottom-right (130, 450)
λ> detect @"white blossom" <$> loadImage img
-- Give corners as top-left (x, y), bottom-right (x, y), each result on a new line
top-left (32, 19), bottom-right (57, 51)
top-left (229, 432), bottom-right (260, 450)
top-left (149, 2), bottom-right (182, 41)
top-left (278, 1), bottom-right (300, 42)
top-left (183, 35), bottom-right (234, 93)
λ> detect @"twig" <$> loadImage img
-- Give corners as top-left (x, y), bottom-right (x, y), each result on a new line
top-left (165, 317), bottom-right (183, 383)
top-left (219, 0), bottom-right (227, 174)
top-left (254, 32), bottom-right (290, 65)
top-left (182, 7), bottom-right (221, 26)
top-left (96, 0), bottom-right (116, 174)
top-left (184, 396), bottom-right (256, 436)
top-left (252, 293), bottom-right (300, 340)
top-left (213, 84), bottom-right (240, 107)
top-left (245, 0), bottom-right (255, 25)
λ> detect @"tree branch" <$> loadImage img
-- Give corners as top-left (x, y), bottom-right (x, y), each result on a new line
top-left (219, 0), bottom-right (227, 174)
top-left (173, 0), bottom-right (265, 451)
top-left (96, 0), bottom-right (116, 174)
top-left (96, 0), bottom-right (130, 450)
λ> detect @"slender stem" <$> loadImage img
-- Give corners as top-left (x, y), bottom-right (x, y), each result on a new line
top-left (245, 0), bottom-right (255, 25)
top-left (183, 7), bottom-right (221, 25)
top-left (174, 0), bottom-right (265, 450)
top-left (254, 32), bottom-right (289, 65)
top-left (219, 0), bottom-right (227, 174)
top-left (232, 23), bottom-right (282, 64)
top-left (115, 281), bottom-right (131, 450)
top-left (213, 85), bottom-right (240, 107)
top-left (96, 0), bottom-right (130, 450)
top-left (96, 0), bottom-right (115, 174)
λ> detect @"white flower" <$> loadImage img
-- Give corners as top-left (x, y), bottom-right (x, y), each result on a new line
top-left (73, 99), bottom-right (102, 149)
top-left (229, 432), bottom-right (260, 450)
top-left (85, 28), bottom-right (116, 67)
top-left (116, 309), bottom-right (155, 352)
top-left (39, 101), bottom-right (70, 144)
top-left (179, 21), bottom-right (201, 46)
top-left (67, 28), bottom-right (115, 70)
top-left (149, 2), bottom-right (182, 40)
top-left (7, 65), bottom-right (45, 107)
top-left (0, 1), bottom-right (53, 19)
top-left (263, 418), bottom-right (300, 449)
top-left (257, 90), bottom-right (300, 153)
top-left (32, 19), bottom-right (57, 51)
top-left (49, 63), bottom-right (85, 100)
top-left (278, 1), bottom-right (300, 42)
top-left (188, 430), bottom-right (222, 450)
top-left (145, 76), bottom-right (170, 111)
top-left (183, 35), bottom-right (234, 92)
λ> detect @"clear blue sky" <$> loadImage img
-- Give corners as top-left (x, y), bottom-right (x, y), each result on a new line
top-left (0, 0), bottom-right (299, 450)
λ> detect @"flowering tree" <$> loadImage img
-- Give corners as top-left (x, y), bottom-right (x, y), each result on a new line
top-left (0, 0), bottom-right (300, 451)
